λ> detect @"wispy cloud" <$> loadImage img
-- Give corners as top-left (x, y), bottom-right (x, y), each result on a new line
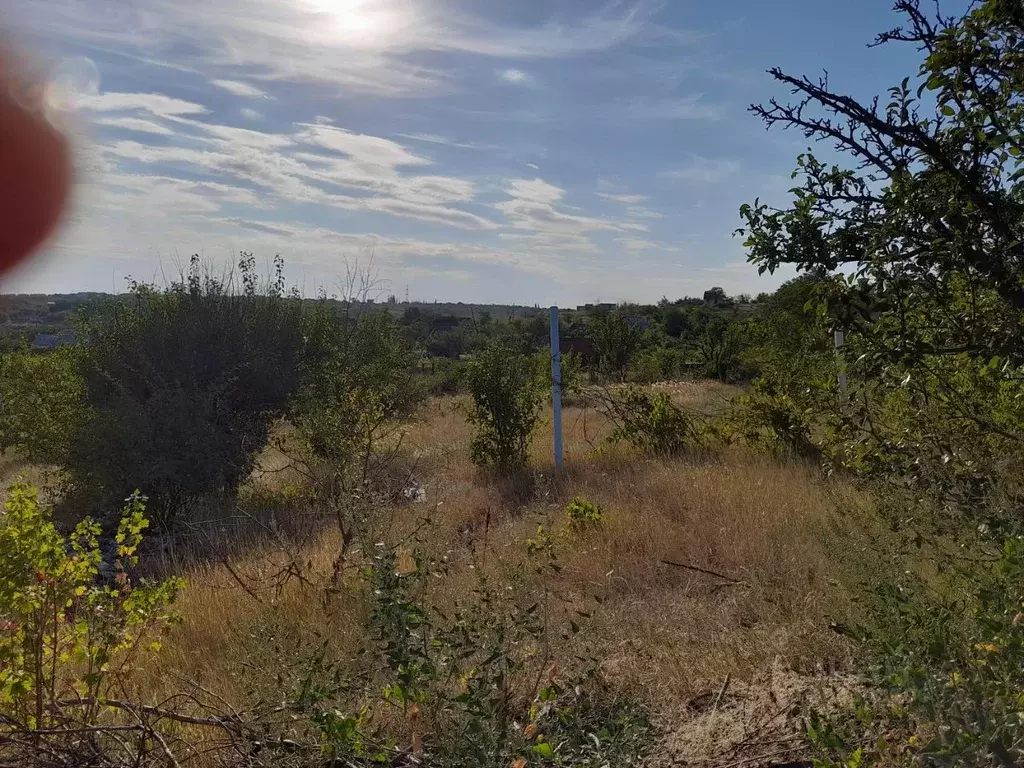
top-left (499, 68), bottom-right (532, 85)
top-left (21, 0), bottom-right (658, 96)
top-left (93, 116), bottom-right (175, 135)
top-left (81, 92), bottom-right (209, 117)
top-left (210, 79), bottom-right (270, 99)
top-left (597, 192), bottom-right (648, 204)
top-left (394, 133), bottom-right (494, 151)
top-left (665, 155), bottom-right (740, 182)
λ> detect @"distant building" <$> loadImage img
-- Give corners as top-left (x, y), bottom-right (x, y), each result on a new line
top-left (31, 332), bottom-right (76, 351)
top-left (575, 303), bottom-right (617, 313)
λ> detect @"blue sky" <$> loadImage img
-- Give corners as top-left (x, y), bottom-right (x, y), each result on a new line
top-left (2, 0), bottom-right (928, 303)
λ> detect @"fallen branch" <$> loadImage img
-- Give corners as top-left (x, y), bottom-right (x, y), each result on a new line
top-left (55, 698), bottom-right (241, 729)
top-left (660, 559), bottom-right (747, 585)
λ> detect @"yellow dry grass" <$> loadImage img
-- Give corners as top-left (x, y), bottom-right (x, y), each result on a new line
top-left (137, 383), bottom-right (849, 727)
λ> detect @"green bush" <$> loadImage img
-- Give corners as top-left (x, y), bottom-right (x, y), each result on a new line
top-left (0, 347), bottom-right (86, 466)
top-left (601, 386), bottom-right (698, 456)
top-left (0, 482), bottom-right (181, 759)
top-left (68, 255), bottom-right (304, 525)
top-left (725, 382), bottom-right (820, 458)
top-left (247, 544), bottom-right (653, 768)
top-left (420, 357), bottom-right (466, 396)
top-left (807, 526), bottom-right (1024, 767)
top-left (565, 496), bottom-right (603, 527)
top-left (293, 303), bottom-right (419, 466)
top-left (465, 341), bottom-right (545, 469)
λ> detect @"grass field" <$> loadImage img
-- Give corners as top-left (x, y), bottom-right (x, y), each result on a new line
top-left (5, 382), bottom-right (852, 765)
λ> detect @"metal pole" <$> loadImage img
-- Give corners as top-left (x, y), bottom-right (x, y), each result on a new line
top-left (834, 329), bottom-right (848, 398)
top-left (550, 306), bottom-right (563, 467)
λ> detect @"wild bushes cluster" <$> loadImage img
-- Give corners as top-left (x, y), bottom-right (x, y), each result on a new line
top-left (736, 1), bottom-right (1024, 763)
top-left (0, 479), bottom-right (653, 766)
top-left (598, 386), bottom-right (700, 457)
top-left (0, 483), bottom-right (183, 765)
top-left (0, 256), bottom-right (421, 531)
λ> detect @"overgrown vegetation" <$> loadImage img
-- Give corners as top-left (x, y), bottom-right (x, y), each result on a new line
top-left (464, 340), bottom-right (545, 469)
top-left (7, 1), bottom-right (1024, 765)
top-left (735, 0), bottom-right (1024, 764)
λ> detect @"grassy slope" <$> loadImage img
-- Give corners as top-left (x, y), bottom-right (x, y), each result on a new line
top-left (105, 382), bottom-right (854, 765)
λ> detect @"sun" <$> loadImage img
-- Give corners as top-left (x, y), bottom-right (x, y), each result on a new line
top-left (302, 0), bottom-right (403, 46)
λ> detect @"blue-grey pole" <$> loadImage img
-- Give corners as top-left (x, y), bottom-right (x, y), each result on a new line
top-left (550, 306), bottom-right (563, 467)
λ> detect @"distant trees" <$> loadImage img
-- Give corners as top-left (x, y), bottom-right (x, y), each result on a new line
top-left (702, 286), bottom-right (728, 306)
top-left (591, 311), bottom-right (644, 382)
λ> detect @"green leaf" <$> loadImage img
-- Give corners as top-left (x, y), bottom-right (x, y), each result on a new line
top-left (532, 741), bottom-right (555, 758)
top-left (941, 105), bottom-right (955, 116)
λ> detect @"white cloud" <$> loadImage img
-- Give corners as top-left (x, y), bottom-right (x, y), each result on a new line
top-left (499, 68), bottom-right (532, 85)
top-left (18, 0), bottom-right (656, 96)
top-left (395, 133), bottom-right (490, 150)
top-left (80, 92), bottom-right (209, 118)
top-left (210, 79), bottom-right (270, 99)
top-left (496, 177), bottom-right (637, 242)
top-left (193, 123), bottom-right (295, 150)
top-left (597, 192), bottom-right (648, 204)
top-left (93, 116), bottom-right (174, 135)
top-left (239, 108), bottom-right (263, 120)
top-left (296, 124), bottom-right (431, 170)
top-left (505, 178), bottom-right (564, 204)
top-left (666, 156), bottom-right (740, 183)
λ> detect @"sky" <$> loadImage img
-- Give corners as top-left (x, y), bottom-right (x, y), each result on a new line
top-left (1, 0), bottom-right (929, 304)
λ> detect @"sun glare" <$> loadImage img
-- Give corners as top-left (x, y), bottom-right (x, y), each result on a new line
top-left (302, 0), bottom-right (403, 46)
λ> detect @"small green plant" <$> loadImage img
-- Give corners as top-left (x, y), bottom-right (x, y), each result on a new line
top-left (465, 341), bottom-right (545, 469)
top-left (247, 531), bottom-right (653, 767)
top-left (565, 496), bottom-right (603, 528)
top-left (0, 482), bottom-right (182, 759)
top-left (601, 386), bottom-right (698, 456)
top-left (724, 382), bottom-right (820, 458)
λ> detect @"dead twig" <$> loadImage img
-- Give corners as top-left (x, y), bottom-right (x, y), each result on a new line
top-left (660, 559), bottom-right (747, 585)
top-left (712, 674), bottom-right (731, 712)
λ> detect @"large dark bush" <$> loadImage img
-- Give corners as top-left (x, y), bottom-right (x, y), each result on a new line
top-left (68, 255), bottom-right (303, 524)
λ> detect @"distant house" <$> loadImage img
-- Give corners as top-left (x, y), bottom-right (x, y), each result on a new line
top-left (31, 332), bottom-right (76, 351)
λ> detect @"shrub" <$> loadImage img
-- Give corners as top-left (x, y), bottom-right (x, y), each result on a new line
top-left (591, 311), bottom-right (644, 382)
top-left (601, 386), bottom-right (698, 456)
top-left (465, 341), bottom-right (545, 469)
top-left (0, 482), bottom-right (182, 761)
top-left (565, 496), bottom-right (603, 527)
top-left (0, 347), bottom-right (86, 466)
top-left (725, 382), bottom-right (820, 458)
top-left (247, 543), bottom-right (653, 768)
top-left (807, 528), bottom-right (1024, 767)
top-left (69, 255), bottom-right (304, 525)
top-left (420, 357), bottom-right (466, 396)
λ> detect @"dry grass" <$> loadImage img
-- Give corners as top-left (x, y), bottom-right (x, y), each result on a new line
top-left (137, 385), bottom-right (849, 725)
top-left (2, 382), bottom-right (855, 763)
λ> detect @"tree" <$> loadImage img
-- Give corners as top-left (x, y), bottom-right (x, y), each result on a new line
top-left (591, 311), bottom-right (644, 382)
top-left (68, 255), bottom-right (304, 525)
top-left (738, 0), bottom-right (1024, 528)
top-left (702, 287), bottom-right (727, 306)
